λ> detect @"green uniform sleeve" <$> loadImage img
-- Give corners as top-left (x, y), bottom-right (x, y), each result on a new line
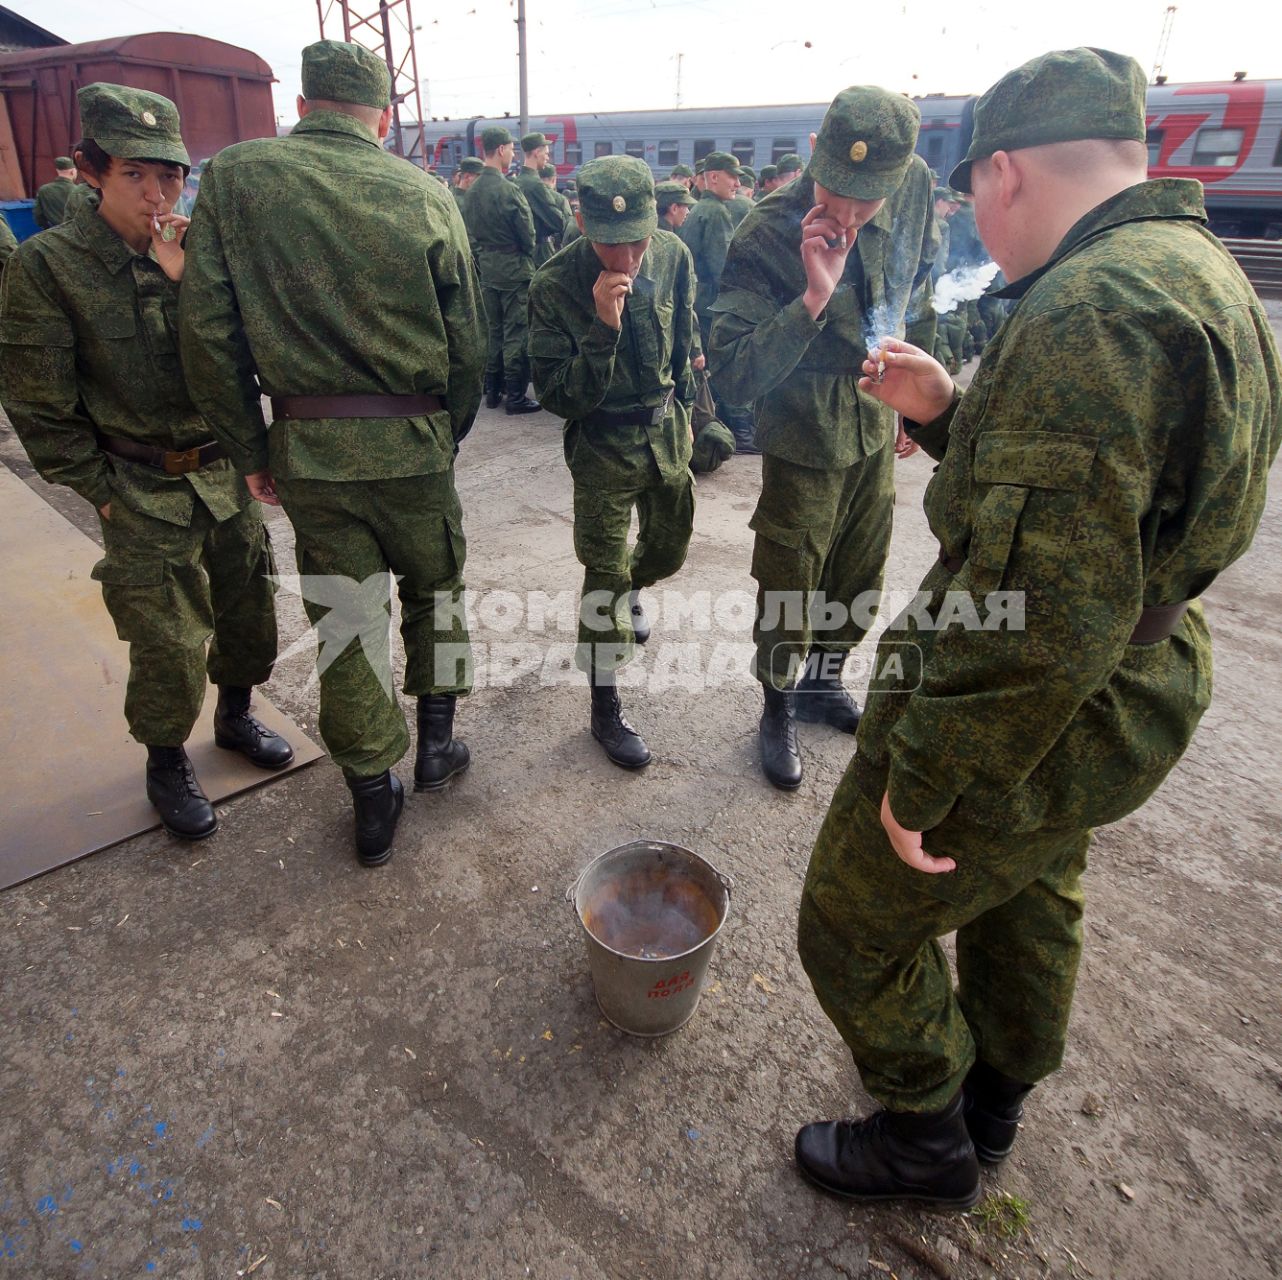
top-left (0, 217), bottom-right (17, 269)
top-left (434, 199), bottom-right (487, 443)
top-left (524, 176), bottom-right (566, 243)
top-left (673, 239), bottom-right (697, 406)
top-left (178, 163), bottom-right (271, 475)
top-left (903, 391), bottom-right (961, 461)
top-left (885, 307), bottom-right (1169, 832)
top-left (707, 286), bottom-right (826, 404)
top-left (0, 248), bottom-right (113, 509)
top-left (528, 277), bottom-right (621, 420)
top-left (511, 188), bottom-right (537, 259)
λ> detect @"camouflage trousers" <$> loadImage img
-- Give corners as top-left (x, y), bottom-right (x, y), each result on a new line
top-left (904, 313), bottom-right (937, 357)
top-left (276, 471), bottom-right (471, 778)
top-left (571, 461), bottom-right (695, 673)
top-left (91, 497), bottom-right (277, 746)
top-left (481, 281), bottom-right (531, 390)
top-left (934, 311), bottom-right (967, 370)
top-left (749, 444), bottom-right (894, 690)
top-left (798, 770), bottom-right (1090, 1112)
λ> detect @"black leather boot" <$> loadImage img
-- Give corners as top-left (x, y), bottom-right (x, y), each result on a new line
top-left (963, 1060), bottom-right (1035, 1164)
top-left (346, 770), bottom-right (404, 866)
top-left (146, 745), bottom-right (218, 840)
top-left (759, 684), bottom-right (802, 790)
top-left (628, 589), bottom-right (650, 645)
top-left (794, 650), bottom-right (861, 734)
top-left (504, 377), bottom-right (541, 415)
top-left (213, 686), bottom-right (295, 769)
top-left (795, 1091), bottom-right (981, 1208)
top-left (484, 373), bottom-right (503, 410)
top-left (730, 423), bottom-right (761, 456)
top-left (590, 675), bottom-right (651, 769)
top-left (414, 694), bottom-right (470, 792)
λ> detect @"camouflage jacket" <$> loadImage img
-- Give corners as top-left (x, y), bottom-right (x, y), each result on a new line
top-left (179, 110), bottom-right (484, 482)
top-left (854, 179), bottom-right (1282, 835)
top-left (528, 230), bottom-right (696, 487)
top-left (0, 199), bottom-right (247, 523)
top-left (680, 191), bottom-right (735, 319)
top-left (0, 216), bottom-right (16, 268)
top-left (33, 179), bottom-right (74, 230)
top-left (514, 168), bottom-right (566, 265)
top-left (61, 184), bottom-right (100, 224)
top-left (463, 167), bottom-right (536, 287)
top-left (728, 194), bottom-right (753, 228)
top-left (708, 172), bottom-right (932, 468)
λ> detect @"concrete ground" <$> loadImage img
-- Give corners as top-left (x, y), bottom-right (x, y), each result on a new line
top-left (2, 309), bottom-right (1280, 1280)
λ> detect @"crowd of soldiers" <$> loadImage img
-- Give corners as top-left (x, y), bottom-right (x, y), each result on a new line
top-left (1, 37), bottom-right (1278, 1216)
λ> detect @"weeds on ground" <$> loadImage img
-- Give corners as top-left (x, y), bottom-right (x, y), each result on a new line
top-left (970, 1192), bottom-right (1031, 1240)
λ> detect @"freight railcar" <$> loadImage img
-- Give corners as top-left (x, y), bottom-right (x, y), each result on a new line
top-left (412, 77), bottom-right (1282, 236)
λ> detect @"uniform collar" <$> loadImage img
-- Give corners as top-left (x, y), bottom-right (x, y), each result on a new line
top-left (997, 178), bottom-right (1207, 300)
top-left (291, 110), bottom-right (381, 147)
top-left (74, 197), bottom-right (147, 276)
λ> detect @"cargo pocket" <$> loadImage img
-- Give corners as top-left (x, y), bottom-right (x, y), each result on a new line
top-left (964, 430), bottom-right (1098, 594)
top-left (91, 558), bottom-right (170, 646)
top-left (444, 511), bottom-right (467, 580)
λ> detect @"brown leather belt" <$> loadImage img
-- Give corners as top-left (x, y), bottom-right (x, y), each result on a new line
top-left (583, 389), bottom-right (674, 429)
top-left (97, 432), bottom-right (225, 475)
top-left (270, 394), bottom-right (444, 420)
top-left (936, 548), bottom-right (1190, 645)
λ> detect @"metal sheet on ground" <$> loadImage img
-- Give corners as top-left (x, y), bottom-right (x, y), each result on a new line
top-left (0, 466), bottom-right (323, 889)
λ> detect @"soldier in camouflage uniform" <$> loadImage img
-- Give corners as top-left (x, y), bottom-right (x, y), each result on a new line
top-left (463, 126), bottom-right (541, 414)
top-left (709, 87), bottom-right (926, 790)
top-left (59, 181), bottom-right (99, 224)
top-left (729, 165), bottom-right (754, 227)
top-left (451, 155), bottom-right (484, 211)
top-left (793, 47), bottom-right (1282, 1208)
top-left (775, 152), bottom-right (803, 187)
top-left (179, 41), bottom-right (484, 866)
top-left (528, 157), bottom-right (698, 769)
top-left (929, 186), bottom-right (965, 371)
top-left (32, 156), bottom-right (78, 229)
top-left (669, 163), bottom-right (694, 191)
top-left (0, 214), bottom-right (16, 269)
top-left (0, 85), bottom-right (289, 841)
top-left (515, 132), bottom-right (568, 267)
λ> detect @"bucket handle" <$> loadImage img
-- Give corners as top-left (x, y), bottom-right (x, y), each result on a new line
top-left (564, 858), bottom-right (734, 903)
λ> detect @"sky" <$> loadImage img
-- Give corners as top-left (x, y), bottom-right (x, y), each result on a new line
top-left (26, 0), bottom-right (1279, 127)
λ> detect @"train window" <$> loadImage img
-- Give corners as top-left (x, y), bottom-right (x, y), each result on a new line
top-left (625, 140), bottom-right (645, 159)
top-left (772, 138), bottom-right (797, 164)
top-left (565, 140), bottom-right (582, 167)
top-left (1274, 134), bottom-right (1282, 167)
top-left (658, 140), bottom-right (679, 168)
top-left (693, 138), bottom-right (716, 162)
top-left (731, 139), bottom-right (754, 166)
top-left (1145, 127), bottom-right (1164, 167)
top-left (1191, 127), bottom-right (1244, 167)
top-left (924, 133), bottom-right (944, 167)
top-left (595, 141), bottom-right (614, 158)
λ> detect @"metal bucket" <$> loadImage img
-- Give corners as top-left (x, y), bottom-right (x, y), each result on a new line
top-left (567, 840), bottom-right (733, 1037)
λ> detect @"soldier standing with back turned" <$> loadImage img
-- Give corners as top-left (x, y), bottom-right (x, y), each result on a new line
top-left (515, 131), bottom-right (567, 266)
top-left (463, 126), bottom-right (541, 414)
top-left (180, 41), bottom-right (484, 866)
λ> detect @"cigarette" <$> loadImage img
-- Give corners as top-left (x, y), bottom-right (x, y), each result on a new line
top-left (826, 234), bottom-right (847, 251)
top-left (876, 356), bottom-right (886, 383)
top-left (153, 212), bottom-right (176, 242)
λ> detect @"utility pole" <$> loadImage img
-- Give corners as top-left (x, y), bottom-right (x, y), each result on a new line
top-left (316, 0), bottom-right (428, 168)
top-left (517, 0), bottom-right (529, 139)
top-left (675, 52), bottom-right (683, 110)
top-left (1152, 5), bottom-right (1177, 83)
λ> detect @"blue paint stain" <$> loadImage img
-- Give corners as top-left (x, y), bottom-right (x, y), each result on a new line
top-left (153, 1122), bottom-right (167, 1138)
top-left (69, 1240), bottom-right (82, 1253)
top-left (215, 1048), bottom-right (225, 1058)
top-left (129, 1162), bottom-right (142, 1178)
top-left (195, 1124), bottom-right (214, 1150)
top-left (35, 1196), bottom-right (57, 1217)
top-left (66, 1033), bottom-right (75, 1042)
top-left (145, 1264), bottom-right (156, 1273)
top-left (116, 1068), bottom-right (127, 1078)
top-left (71, 1008), bottom-right (78, 1017)
top-left (180, 1218), bottom-right (202, 1232)
top-left (61, 1186), bottom-right (73, 1203)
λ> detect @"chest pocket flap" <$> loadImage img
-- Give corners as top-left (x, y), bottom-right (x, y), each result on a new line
top-left (974, 430), bottom-right (1098, 490)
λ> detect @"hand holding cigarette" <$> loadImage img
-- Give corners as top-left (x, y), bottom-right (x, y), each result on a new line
top-left (800, 204), bottom-right (856, 321)
top-left (593, 270), bottom-right (633, 331)
top-left (150, 210), bottom-right (191, 282)
top-left (859, 337), bottom-right (955, 426)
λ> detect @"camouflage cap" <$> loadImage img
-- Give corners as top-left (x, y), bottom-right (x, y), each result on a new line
top-left (301, 39), bottom-right (391, 109)
top-left (481, 125), bottom-right (512, 152)
top-left (808, 86), bottom-right (920, 200)
top-left (669, 163), bottom-right (694, 178)
top-left (758, 163), bottom-right (778, 182)
top-left (54, 155), bottom-right (75, 170)
top-left (933, 185), bottom-right (961, 202)
top-left (776, 153), bottom-right (804, 175)
top-left (77, 84), bottom-right (190, 168)
top-left (738, 164), bottom-right (757, 183)
top-left (702, 150), bottom-right (741, 175)
top-left (539, 163), bottom-right (557, 179)
top-left (521, 131), bottom-right (548, 151)
top-left (654, 179), bottom-right (696, 211)
top-left (694, 158), bottom-right (707, 175)
top-left (458, 156), bottom-right (485, 175)
top-left (950, 47), bottom-right (1147, 193)
top-left (576, 155), bottom-right (657, 244)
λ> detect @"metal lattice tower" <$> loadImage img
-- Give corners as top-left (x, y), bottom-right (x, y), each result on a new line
top-left (316, 0), bottom-right (426, 168)
top-left (1152, 5), bottom-right (1177, 83)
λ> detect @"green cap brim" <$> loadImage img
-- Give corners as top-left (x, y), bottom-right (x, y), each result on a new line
top-left (806, 153), bottom-right (907, 201)
top-left (95, 134), bottom-right (190, 168)
top-left (580, 207), bottom-right (658, 244)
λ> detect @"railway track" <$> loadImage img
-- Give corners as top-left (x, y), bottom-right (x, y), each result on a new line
top-left (1222, 237), bottom-right (1282, 299)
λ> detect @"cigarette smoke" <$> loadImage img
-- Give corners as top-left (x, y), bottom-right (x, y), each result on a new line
top-left (932, 261), bottom-right (1001, 316)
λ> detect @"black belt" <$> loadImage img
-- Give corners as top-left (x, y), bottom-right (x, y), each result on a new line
top-left (583, 390), bottom-right (674, 428)
top-left (482, 244), bottom-right (523, 254)
top-left (270, 394), bottom-right (444, 420)
top-left (97, 432), bottom-right (225, 475)
top-left (937, 548), bottom-right (1190, 645)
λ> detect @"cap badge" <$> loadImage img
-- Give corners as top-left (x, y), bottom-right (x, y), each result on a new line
top-left (141, 110), bottom-right (157, 127)
top-left (849, 140), bottom-right (868, 163)
top-left (611, 195), bottom-right (626, 213)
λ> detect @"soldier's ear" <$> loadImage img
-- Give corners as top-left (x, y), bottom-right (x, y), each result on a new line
top-left (574, 210), bottom-right (585, 234)
top-left (376, 106), bottom-right (393, 142)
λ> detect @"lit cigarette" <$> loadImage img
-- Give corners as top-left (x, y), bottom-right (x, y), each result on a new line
top-left (153, 212), bottom-right (176, 242)
top-left (876, 356), bottom-right (886, 382)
